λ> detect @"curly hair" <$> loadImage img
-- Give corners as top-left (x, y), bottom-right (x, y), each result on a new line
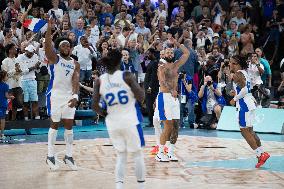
top-left (100, 49), bottom-right (122, 72)
top-left (231, 55), bottom-right (248, 69)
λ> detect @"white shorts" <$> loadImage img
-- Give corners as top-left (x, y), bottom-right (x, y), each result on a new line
top-left (47, 95), bottom-right (76, 122)
top-left (237, 110), bottom-right (255, 128)
top-left (153, 92), bottom-right (180, 121)
top-left (108, 124), bottom-right (145, 153)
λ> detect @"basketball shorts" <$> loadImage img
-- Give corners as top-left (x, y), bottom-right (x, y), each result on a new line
top-left (237, 110), bottom-right (255, 128)
top-left (47, 94), bottom-right (76, 122)
top-left (153, 92), bottom-right (180, 121)
top-left (108, 124), bottom-right (145, 153)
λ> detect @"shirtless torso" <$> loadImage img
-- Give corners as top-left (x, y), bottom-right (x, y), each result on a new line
top-left (158, 62), bottom-right (179, 95)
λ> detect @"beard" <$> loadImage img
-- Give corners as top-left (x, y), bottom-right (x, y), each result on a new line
top-left (60, 51), bottom-right (69, 58)
top-left (164, 57), bottom-right (174, 63)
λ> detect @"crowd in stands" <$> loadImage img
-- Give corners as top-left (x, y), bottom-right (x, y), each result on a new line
top-left (0, 0), bottom-right (284, 132)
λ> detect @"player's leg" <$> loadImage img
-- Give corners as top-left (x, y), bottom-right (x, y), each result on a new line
top-left (109, 129), bottom-right (127, 189)
top-left (168, 119), bottom-right (179, 161)
top-left (151, 112), bottom-right (162, 155)
top-left (127, 125), bottom-right (146, 189)
top-left (46, 120), bottom-right (60, 170)
top-left (156, 120), bottom-right (173, 162)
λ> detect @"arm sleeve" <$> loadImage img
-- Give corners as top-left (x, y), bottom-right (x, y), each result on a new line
top-left (233, 86), bottom-right (248, 101)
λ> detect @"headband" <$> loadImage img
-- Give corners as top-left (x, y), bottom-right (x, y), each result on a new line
top-left (59, 40), bottom-right (70, 47)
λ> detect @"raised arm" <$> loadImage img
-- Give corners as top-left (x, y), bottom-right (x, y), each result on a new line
top-left (173, 41), bottom-right (190, 69)
top-left (123, 71), bottom-right (145, 103)
top-left (93, 78), bottom-right (107, 117)
top-left (45, 19), bottom-right (58, 64)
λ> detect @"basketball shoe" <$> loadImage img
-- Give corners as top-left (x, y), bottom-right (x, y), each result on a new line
top-left (63, 155), bottom-right (78, 170)
top-left (46, 156), bottom-right (59, 171)
top-left (155, 152), bottom-right (169, 162)
top-left (255, 152), bottom-right (270, 168)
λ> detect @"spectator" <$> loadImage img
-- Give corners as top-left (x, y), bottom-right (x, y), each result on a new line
top-left (71, 18), bottom-right (85, 43)
top-left (135, 18), bottom-right (151, 41)
top-left (255, 48), bottom-right (272, 87)
top-left (230, 9), bottom-right (247, 28)
top-left (69, 0), bottom-right (86, 29)
top-left (120, 49), bottom-right (135, 74)
top-left (198, 75), bottom-right (225, 129)
top-left (240, 24), bottom-right (254, 56)
top-left (48, 0), bottom-right (64, 22)
top-left (117, 26), bottom-right (131, 48)
top-left (16, 45), bottom-right (41, 121)
top-left (1, 44), bottom-right (23, 120)
top-left (72, 36), bottom-right (96, 82)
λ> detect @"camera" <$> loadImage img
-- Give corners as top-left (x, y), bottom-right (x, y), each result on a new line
top-left (207, 81), bottom-right (212, 86)
top-left (179, 72), bottom-right (185, 79)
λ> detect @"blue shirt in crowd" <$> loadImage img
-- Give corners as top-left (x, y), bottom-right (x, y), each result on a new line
top-left (0, 82), bottom-right (9, 108)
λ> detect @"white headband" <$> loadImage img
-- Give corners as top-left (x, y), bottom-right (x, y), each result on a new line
top-left (59, 40), bottom-right (70, 47)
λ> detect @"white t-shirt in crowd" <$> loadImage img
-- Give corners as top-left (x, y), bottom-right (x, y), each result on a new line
top-left (247, 63), bottom-right (264, 87)
top-left (16, 53), bottom-right (40, 81)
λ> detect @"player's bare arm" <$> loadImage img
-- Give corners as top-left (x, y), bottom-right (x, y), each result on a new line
top-left (68, 61), bottom-right (80, 108)
top-left (233, 72), bottom-right (246, 88)
top-left (93, 78), bottom-right (107, 117)
top-left (45, 18), bottom-right (58, 64)
top-left (173, 41), bottom-right (190, 70)
top-left (124, 71), bottom-right (145, 103)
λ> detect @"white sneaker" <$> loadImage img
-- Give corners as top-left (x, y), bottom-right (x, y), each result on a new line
top-left (46, 156), bottom-right (59, 171)
top-left (63, 155), bottom-right (78, 171)
top-left (193, 123), bottom-right (199, 129)
top-left (115, 181), bottom-right (124, 189)
top-left (155, 152), bottom-right (169, 162)
top-left (167, 153), bottom-right (178, 162)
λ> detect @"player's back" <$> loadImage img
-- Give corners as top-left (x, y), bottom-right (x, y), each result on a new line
top-left (235, 70), bottom-right (256, 111)
top-left (99, 70), bottom-right (141, 130)
top-left (47, 55), bottom-right (75, 96)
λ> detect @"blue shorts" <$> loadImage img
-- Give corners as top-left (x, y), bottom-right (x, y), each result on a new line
top-left (22, 80), bottom-right (38, 102)
top-left (0, 108), bottom-right (7, 119)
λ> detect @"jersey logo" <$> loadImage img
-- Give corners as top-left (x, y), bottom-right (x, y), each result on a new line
top-left (105, 90), bottom-right (129, 106)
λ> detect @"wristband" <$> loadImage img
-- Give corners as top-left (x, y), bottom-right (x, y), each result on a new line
top-left (72, 94), bottom-right (79, 100)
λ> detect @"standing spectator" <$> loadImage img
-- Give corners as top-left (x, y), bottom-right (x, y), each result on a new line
top-left (120, 49), bottom-right (135, 74)
top-left (0, 70), bottom-right (15, 140)
top-left (1, 44), bottom-right (23, 120)
top-left (117, 26), bottom-right (131, 48)
top-left (71, 18), bottom-right (85, 43)
top-left (135, 18), bottom-right (151, 41)
top-left (72, 36), bottom-right (96, 82)
top-left (48, 0), bottom-right (64, 22)
top-left (255, 48), bottom-right (272, 87)
top-left (240, 24), bottom-right (254, 56)
top-left (230, 9), bottom-right (247, 28)
top-left (88, 16), bottom-right (100, 47)
top-left (69, 0), bottom-right (86, 29)
top-left (16, 45), bottom-right (41, 121)
top-left (144, 48), bottom-right (159, 127)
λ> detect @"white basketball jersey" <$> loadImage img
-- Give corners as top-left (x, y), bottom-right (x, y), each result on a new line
top-left (234, 70), bottom-right (256, 112)
top-left (99, 70), bottom-right (141, 130)
top-left (47, 55), bottom-right (75, 97)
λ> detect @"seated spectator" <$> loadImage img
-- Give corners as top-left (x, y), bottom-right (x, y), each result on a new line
top-left (198, 75), bottom-right (225, 129)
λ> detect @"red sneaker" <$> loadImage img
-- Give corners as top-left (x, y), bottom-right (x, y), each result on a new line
top-left (255, 152), bottom-right (270, 168)
top-left (150, 145), bottom-right (159, 155)
top-left (164, 146), bottom-right (168, 154)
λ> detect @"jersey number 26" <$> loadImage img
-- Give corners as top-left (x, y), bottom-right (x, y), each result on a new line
top-left (105, 90), bottom-right (129, 106)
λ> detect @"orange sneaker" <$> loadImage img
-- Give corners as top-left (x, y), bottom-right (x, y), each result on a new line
top-left (255, 152), bottom-right (270, 168)
top-left (150, 145), bottom-right (159, 155)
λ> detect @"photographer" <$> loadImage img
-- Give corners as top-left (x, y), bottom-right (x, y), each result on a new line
top-left (178, 71), bottom-right (198, 128)
top-left (218, 59), bottom-right (234, 104)
top-left (198, 76), bottom-right (226, 129)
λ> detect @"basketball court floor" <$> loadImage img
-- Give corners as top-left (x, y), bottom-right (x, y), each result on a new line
top-left (1, 126), bottom-right (284, 189)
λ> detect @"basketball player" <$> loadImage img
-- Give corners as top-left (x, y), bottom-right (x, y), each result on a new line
top-left (154, 41), bottom-right (190, 162)
top-left (45, 19), bottom-right (80, 170)
top-left (229, 55), bottom-right (270, 168)
top-left (93, 49), bottom-right (146, 189)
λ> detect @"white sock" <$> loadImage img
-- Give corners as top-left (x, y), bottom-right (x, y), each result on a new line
top-left (255, 147), bottom-right (262, 157)
top-left (259, 146), bottom-right (264, 153)
top-left (116, 181), bottom-right (124, 189)
top-left (115, 152), bottom-right (127, 185)
top-left (153, 118), bottom-right (162, 146)
top-left (138, 182), bottom-right (145, 189)
top-left (133, 151), bottom-right (146, 184)
top-left (24, 117), bottom-right (29, 121)
top-left (48, 128), bottom-right (58, 157)
top-left (169, 143), bottom-right (175, 154)
top-left (158, 145), bottom-right (164, 154)
top-left (64, 129), bottom-right (73, 157)
top-left (165, 141), bottom-right (170, 147)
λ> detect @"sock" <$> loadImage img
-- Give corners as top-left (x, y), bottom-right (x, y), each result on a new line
top-left (115, 181), bottom-right (124, 189)
top-left (138, 181), bottom-right (145, 189)
top-left (153, 118), bottom-right (162, 146)
top-left (115, 152), bottom-right (127, 185)
top-left (35, 116), bottom-right (40, 120)
top-left (48, 128), bottom-right (58, 157)
top-left (169, 143), bottom-right (175, 154)
top-left (133, 151), bottom-right (146, 185)
top-left (255, 147), bottom-right (262, 157)
top-left (259, 146), bottom-right (264, 153)
top-left (158, 145), bottom-right (164, 154)
top-left (64, 129), bottom-right (73, 157)
top-left (165, 141), bottom-right (170, 147)
top-left (24, 117), bottom-right (29, 121)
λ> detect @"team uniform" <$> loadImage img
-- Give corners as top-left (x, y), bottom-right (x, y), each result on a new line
top-left (99, 70), bottom-right (144, 152)
top-left (153, 92), bottom-right (180, 121)
top-left (233, 70), bottom-right (257, 127)
top-left (46, 55), bottom-right (76, 122)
